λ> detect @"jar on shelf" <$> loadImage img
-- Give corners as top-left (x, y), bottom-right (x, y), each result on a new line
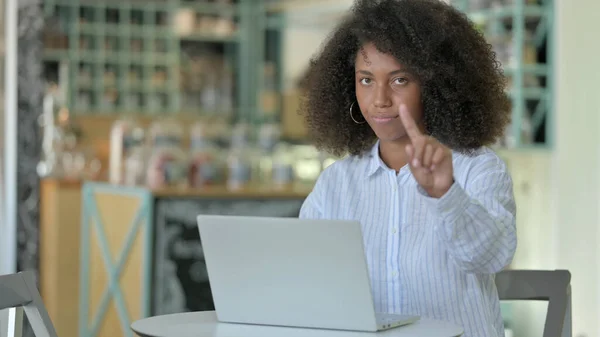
top-left (188, 121), bottom-right (223, 187)
top-left (146, 119), bottom-right (188, 189)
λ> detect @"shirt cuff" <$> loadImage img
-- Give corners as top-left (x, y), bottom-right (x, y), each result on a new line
top-left (416, 181), bottom-right (471, 224)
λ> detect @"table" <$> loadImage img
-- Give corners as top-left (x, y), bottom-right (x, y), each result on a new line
top-left (131, 311), bottom-right (464, 337)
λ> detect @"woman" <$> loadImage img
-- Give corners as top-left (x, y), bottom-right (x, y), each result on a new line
top-left (298, 1), bottom-right (517, 337)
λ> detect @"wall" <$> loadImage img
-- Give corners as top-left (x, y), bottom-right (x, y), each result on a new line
top-left (281, 0), bottom-right (353, 87)
top-left (501, 150), bottom-right (552, 337)
top-left (553, 0), bottom-right (600, 336)
top-left (1, 0), bottom-right (16, 276)
top-left (282, 28), bottom-right (330, 89)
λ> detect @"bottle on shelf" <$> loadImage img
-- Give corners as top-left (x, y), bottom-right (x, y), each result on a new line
top-left (109, 114), bottom-right (145, 185)
top-left (146, 118), bottom-right (189, 189)
top-left (201, 63), bottom-right (220, 113)
top-left (220, 60), bottom-right (234, 115)
top-left (271, 143), bottom-right (295, 190)
top-left (256, 122), bottom-right (281, 187)
top-left (261, 62), bottom-right (279, 118)
top-left (124, 145), bottom-right (149, 186)
top-left (226, 123), bottom-right (254, 191)
top-left (188, 121), bottom-right (223, 187)
top-left (503, 107), bottom-right (533, 148)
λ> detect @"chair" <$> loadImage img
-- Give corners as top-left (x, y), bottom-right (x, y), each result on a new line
top-left (0, 271), bottom-right (58, 337)
top-left (495, 269), bottom-right (572, 337)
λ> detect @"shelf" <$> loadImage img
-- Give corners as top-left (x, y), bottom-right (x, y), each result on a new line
top-left (460, 1), bottom-right (554, 149)
top-left (179, 2), bottom-right (240, 16)
top-left (151, 184), bottom-right (312, 198)
top-left (177, 33), bottom-right (239, 43)
top-left (43, 0), bottom-right (248, 116)
top-left (496, 144), bottom-right (551, 155)
top-left (49, 0), bottom-right (172, 10)
top-left (44, 49), bottom-right (69, 62)
top-left (503, 64), bottom-right (548, 77)
top-left (469, 4), bottom-right (546, 23)
top-left (78, 23), bottom-right (172, 38)
top-left (265, 15), bottom-right (284, 29)
top-left (264, 0), bottom-right (347, 14)
top-left (44, 50), bottom-right (178, 66)
top-left (507, 87), bottom-right (548, 100)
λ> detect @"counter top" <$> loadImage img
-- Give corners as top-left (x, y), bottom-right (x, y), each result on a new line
top-left (150, 184), bottom-right (312, 199)
top-left (41, 178), bottom-right (83, 188)
top-left (42, 178), bottom-right (313, 199)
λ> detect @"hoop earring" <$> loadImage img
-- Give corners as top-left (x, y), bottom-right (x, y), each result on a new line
top-left (349, 102), bottom-right (366, 124)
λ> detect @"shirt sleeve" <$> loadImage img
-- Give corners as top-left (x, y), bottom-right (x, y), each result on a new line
top-left (299, 189), bottom-right (323, 219)
top-left (416, 160), bottom-right (517, 274)
top-left (298, 169), bottom-right (328, 219)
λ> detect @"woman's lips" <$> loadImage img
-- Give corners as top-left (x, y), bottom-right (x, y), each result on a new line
top-left (371, 116), bottom-right (398, 124)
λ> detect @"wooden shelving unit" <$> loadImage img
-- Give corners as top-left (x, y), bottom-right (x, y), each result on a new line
top-left (453, 0), bottom-right (554, 149)
top-left (42, 0), bottom-right (246, 120)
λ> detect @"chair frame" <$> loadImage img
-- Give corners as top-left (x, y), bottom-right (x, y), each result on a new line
top-left (496, 269), bottom-right (572, 337)
top-left (0, 271), bottom-right (58, 337)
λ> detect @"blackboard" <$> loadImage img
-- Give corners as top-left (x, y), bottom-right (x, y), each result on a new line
top-left (151, 197), bottom-right (305, 315)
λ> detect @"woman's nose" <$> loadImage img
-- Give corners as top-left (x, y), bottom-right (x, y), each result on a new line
top-left (373, 85), bottom-right (392, 108)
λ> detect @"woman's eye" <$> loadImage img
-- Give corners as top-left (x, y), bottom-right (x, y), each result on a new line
top-left (359, 78), bottom-right (372, 85)
top-left (393, 77), bottom-right (408, 85)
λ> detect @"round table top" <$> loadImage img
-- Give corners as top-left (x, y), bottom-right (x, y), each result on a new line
top-left (131, 311), bottom-right (463, 337)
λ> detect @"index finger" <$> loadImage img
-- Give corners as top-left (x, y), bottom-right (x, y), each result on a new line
top-left (398, 104), bottom-right (423, 140)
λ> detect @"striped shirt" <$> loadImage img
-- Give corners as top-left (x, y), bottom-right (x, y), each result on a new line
top-left (299, 141), bottom-right (517, 337)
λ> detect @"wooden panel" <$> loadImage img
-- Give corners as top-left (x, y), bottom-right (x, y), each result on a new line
top-left (94, 193), bottom-right (141, 260)
top-left (85, 190), bottom-right (148, 337)
top-left (39, 179), bottom-right (82, 337)
top-left (88, 223), bottom-right (109, 333)
top-left (97, 300), bottom-right (120, 337)
top-left (122, 228), bottom-right (144, 321)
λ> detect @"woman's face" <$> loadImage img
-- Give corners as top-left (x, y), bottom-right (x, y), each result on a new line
top-left (354, 43), bottom-right (423, 143)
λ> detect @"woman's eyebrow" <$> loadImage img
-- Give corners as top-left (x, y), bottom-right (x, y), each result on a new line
top-left (356, 70), bottom-right (374, 75)
top-left (388, 69), bottom-right (410, 76)
top-left (355, 69), bottom-right (410, 76)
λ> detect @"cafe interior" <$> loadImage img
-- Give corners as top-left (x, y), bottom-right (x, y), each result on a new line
top-left (1, 0), bottom-right (600, 336)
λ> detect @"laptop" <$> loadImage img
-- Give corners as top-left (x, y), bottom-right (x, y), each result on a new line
top-left (196, 215), bottom-right (420, 332)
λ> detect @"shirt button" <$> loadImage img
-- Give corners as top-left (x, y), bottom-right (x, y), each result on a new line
top-left (392, 271), bottom-right (398, 278)
top-left (392, 184), bottom-right (397, 192)
top-left (392, 228), bottom-right (397, 234)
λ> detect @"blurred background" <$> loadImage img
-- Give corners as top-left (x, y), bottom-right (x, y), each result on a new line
top-left (0, 0), bottom-right (599, 337)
